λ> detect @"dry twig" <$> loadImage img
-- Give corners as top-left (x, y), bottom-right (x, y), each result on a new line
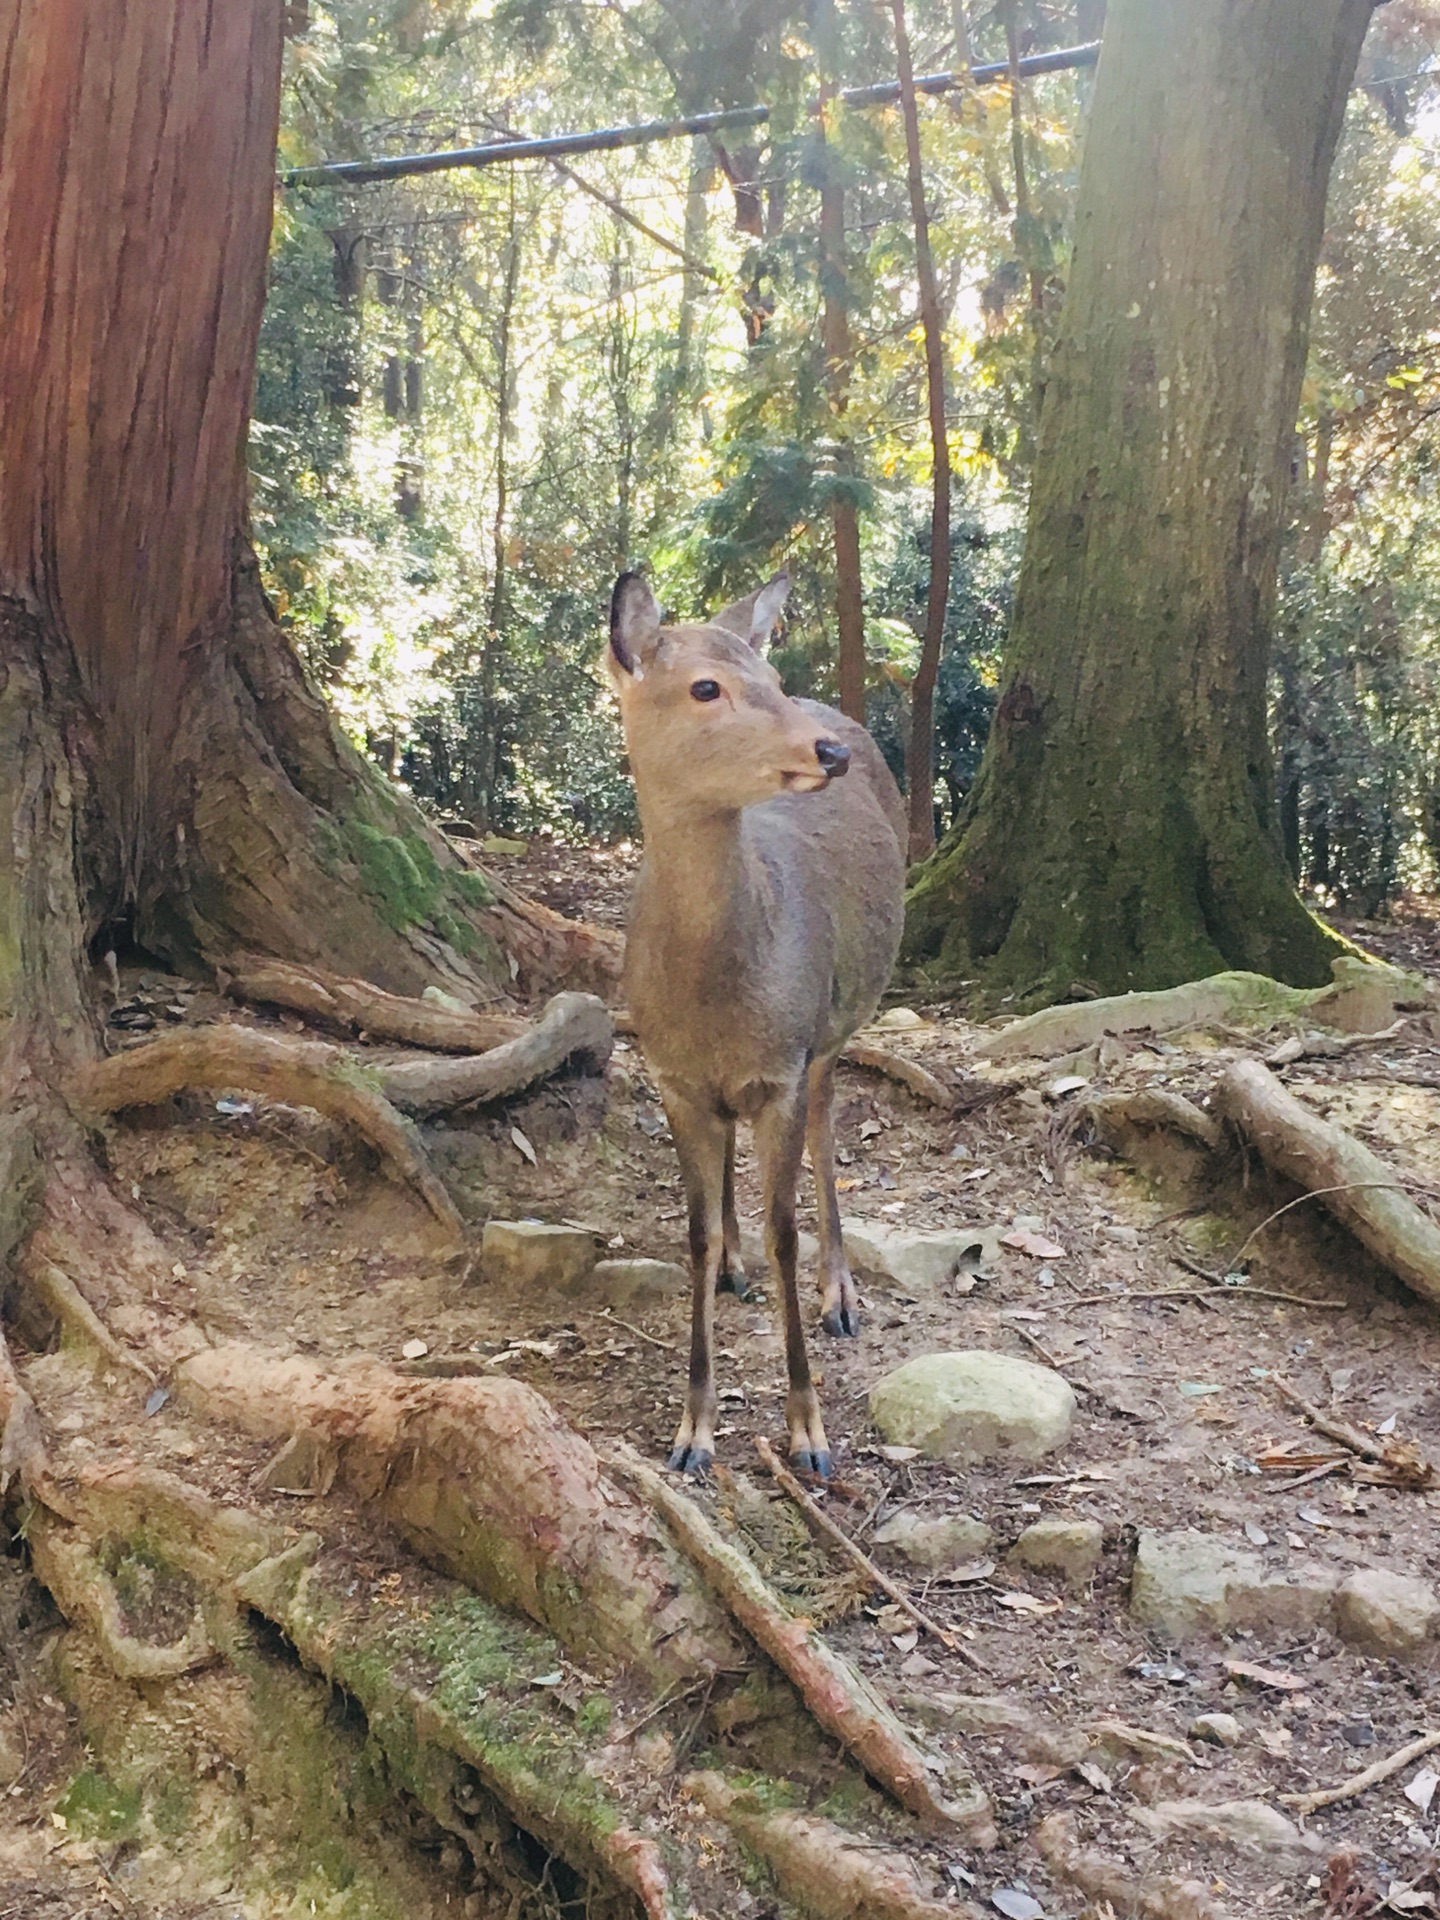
top-left (754, 1436), bottom-right (982, 1665)
top-left (1280, 1727), bottom-right (1440, 1818)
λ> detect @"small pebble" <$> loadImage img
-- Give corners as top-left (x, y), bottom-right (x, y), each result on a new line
top-left (1188, 1712), bottom-right (1243, 1747)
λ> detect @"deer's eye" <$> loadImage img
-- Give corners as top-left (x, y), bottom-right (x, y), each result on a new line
top-left (690, 679), bottom-right (722, 702)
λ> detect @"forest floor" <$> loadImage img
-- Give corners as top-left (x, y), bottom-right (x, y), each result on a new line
top-left (4, 846), bottom-right (1440, 1920)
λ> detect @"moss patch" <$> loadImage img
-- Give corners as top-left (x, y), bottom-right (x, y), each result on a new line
top-left (56, 1766), bottom-right (142, 1839)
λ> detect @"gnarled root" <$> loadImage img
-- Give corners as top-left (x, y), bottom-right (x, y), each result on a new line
top-left (27, 1258), bottom-right (155, 1383)
top-left (1034, 1810), bottom-right (1225, 1920)
top-left (609, 1444), bottom-right (994, 1842)
top-left (0, 1324), bottom-right (48, 1496)
top-left (221, 955), bottom-right (531, 1052)
top-left (176, 1343), bottom-right (743, 1685)
top-left (71, 1024), bottom-right (465, 1238)
top-left (687, 1771), bottom-right (981, 1920)
top-left (374, 989), bottom-right (613, 1117)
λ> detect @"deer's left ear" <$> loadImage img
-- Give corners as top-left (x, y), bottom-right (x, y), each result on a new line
top-left (712, 571), bottom-right (791, 651)
top-left (609, 572), bottom-right (662, 676)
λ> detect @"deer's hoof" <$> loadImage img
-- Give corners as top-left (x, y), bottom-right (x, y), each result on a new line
top-left (821, 1303), bottom-right (861, 1338)
top-left (789, 1444), bottom-right (833, 1481)
top-left (666, 1442), bottom-right (714, 1475)
top-left (717, 1266), bottom-right (751, 1301)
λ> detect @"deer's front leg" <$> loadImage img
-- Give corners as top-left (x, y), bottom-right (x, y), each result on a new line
top-left (662, 1090), bottom-right (728, 1474)
top-left (755, 1081), bottom-right (832, 1478)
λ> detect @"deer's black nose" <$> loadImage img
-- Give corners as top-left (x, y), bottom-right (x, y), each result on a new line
top-left (815, 738), bottom-right (850, 777)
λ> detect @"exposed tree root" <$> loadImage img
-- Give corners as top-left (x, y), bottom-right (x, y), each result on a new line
top-left (1034, 1811), bottom-right (1225, 1920)
top-left (0, 1325), bottom-right (47, 1496)
top-left (374, 989), bottom-right (613, 1117)
top-left (609, 1445), bottom-right (995, 1842)
top-left (841, 1041), bottom-right (961, 1111)
top-left (1082, 1087), bottom-right (1224, 1153)
top-left (72, 1024), bottom-right (465, 1237)
top-left (27, 1258), bottom-right (155, 1384)
top-left (221, 954), bottom-right (531, 1050)
top-left (175, 1343), bottom-right (744, 1685)
top-left (687, 1770), bottom-right (979, 1919)
top-left (1217, 1058), bottom-right (1440, 1305)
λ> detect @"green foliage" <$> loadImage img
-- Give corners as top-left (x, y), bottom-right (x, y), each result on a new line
top-left (57, 1768), bottom-right (142, 1839)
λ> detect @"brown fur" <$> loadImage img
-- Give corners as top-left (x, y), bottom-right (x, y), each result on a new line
top-left (608, 571), bottom-right (905, 1474)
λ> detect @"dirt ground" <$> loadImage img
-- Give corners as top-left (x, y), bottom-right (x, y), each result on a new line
top-left (5, 851), bottom-right (1440, 1919)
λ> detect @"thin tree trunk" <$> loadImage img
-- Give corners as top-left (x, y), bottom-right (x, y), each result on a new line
top-left (905, 0), bottom-right (1367, 1002)
top-left (482, 181), bottom-right (522, 830)
top-left (891, 0), bottom-right (952, 862)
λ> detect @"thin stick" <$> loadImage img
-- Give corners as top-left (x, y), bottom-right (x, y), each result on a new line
top-left (1272, 1377), bottom-right (1391, 1464)
top-left (754, 1436), bottom-right (981, 1666)
top-left (1281, 1728), bottom-right (1440, 1817)
top-left (1060, 1283), bottom-right (1346, 1312)
top-left (579, 1308), bottom-right (678, 1354)
top-left (1230, 1180), bottom-right (1440, 1268)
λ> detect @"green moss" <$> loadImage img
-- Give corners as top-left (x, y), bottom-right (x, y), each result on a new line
top-left (57, 1767), bottom-right (142, 1839)
top-left (575, 1695), bottom-right (611, 1737)
top-left (343, 823), bottom-right (444, 931)
top-left (450, 869), bottom-right (493, 908)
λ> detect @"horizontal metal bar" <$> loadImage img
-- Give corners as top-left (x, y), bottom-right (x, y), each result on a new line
top-left (279, 42), bottom-right (1101, 190)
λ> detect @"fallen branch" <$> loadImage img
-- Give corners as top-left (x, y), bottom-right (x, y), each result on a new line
top-left (74, 1025), bottom-right (464, 1237)
top-left (29, 1258), bottom-right (156, 1384)
top-left (687, 1771), bottom-right (978, 1920)
top-left (369, 989), bottom-right (613, 1117)
top-left (1273, 1376), bottom-right (1433, 1489)
top-left (1217, 1059), bottom-right (1440, 1306)
top-left (222, 955), bottom-right (529, 1052)
top-left (754, 1437), bottom-right (980, 1664)
top-left (1167, 1256), bottom-right (1346, 1309)
top-left (609, 1444), bottom-right (994, 1841)
top-left (1060, 1283), bottom-right (1346, 1312)
top-left (1280, 1727), bottom-right (1440, 1818)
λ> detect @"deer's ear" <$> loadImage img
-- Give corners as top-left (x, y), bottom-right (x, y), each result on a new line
top-left (609, 572), bottom-right (662, 677)
top-left (713, 571), bottom-right (791, 651)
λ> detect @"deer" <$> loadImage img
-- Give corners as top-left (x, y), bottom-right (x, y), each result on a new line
top-left (607, 569), bottom-right (906, 1478)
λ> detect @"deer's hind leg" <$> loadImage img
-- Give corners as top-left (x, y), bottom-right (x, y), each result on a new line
top-left (661, 1087), bottom-right (729, 1474)
top-left (806, 1054), bottom-right (860, 1337)
top-left (756, 1077), bottom-right (833, 1477)
top-left (716, 1121), bottom-right (750, 1299)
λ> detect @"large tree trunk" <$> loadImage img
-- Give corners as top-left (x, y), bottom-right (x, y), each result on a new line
top-left (904, 0), bottom-right (1368, 1002)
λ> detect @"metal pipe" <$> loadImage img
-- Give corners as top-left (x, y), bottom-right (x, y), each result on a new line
top-left (279, 42), bottom-right (1100, 189)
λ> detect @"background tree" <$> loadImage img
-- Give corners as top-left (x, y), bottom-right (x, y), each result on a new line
top-left (905, 0), bottom-right (1375, 1000)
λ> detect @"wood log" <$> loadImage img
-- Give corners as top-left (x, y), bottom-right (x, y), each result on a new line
top-left (1216, 1058), bottom-right (1440, 1305)
top-left (223, 955), bottom-right (530, 1052)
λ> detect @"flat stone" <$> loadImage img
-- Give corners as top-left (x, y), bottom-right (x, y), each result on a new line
top-left (1010, 1517), bottom-right (1104, 1587)
top-left (843, 1223), bottom-right (1003, 1293)
top-left (586, 1257), bottom-right (687, 1307)
top-left (1334, 1569), bottom-right (1440, 1657)
top-left (1132, 1798), bottom-right (1321, 1863)
top-left (1188, 1712), bottom-right (1243, 1748)
top-left (1130, 1530), bottom-right (1336, 1638)
top-left (481, 1220), bottom-right (597, 1293)
top-left (869, 1351), bottom-right (1076, 1467)
top-left (0, 1716), bottom-right (21, 1789)
top-left (873, 1510), bottom-right (993, 1571)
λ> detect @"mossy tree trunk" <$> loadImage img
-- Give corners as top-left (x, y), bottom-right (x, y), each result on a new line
top-left (904, 0), bottom-right (1371, 1003)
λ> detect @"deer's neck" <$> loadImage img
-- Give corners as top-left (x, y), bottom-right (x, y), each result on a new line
top-left (635, 797), bottom-right (760, 957)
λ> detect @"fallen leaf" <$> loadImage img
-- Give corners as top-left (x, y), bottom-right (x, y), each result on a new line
top-left (1223, 1658), bottom-right (1305, 1692)
top-left (1404, 1767), bottom-right (1440, 1815)
top-left (510, 1125), bottom-right (538, 1165)
top-left (996, 1591), bottom-right (1063, 1617)
top-left (1002, 1230), bottom-right (1066, 1260)
top-left (1014, 1762), bottom-right (1066, 1786)
top-left (943, 1558), bottom-right (998, 1584)
top-left (1178, 1381), bottom-right (1224, 1398)
top-left (991, 1890), bottom-right (1045, 1920)
top-left (529, 1670), bottom-right (564, 1688)
top-left (891, 1627), bottom-right (921, 1654)
top-left (1244, 1522), bottom-right (1270, 1546)
top-left (1075, 1758), bottom-right (1113, 1793)
top-left (1257, 1727), bottom-right (1293, 1756)
top-left (401, 1338), bottom-right (429, 1360)
top-left (876, 1444), bottom-right (922, 1464)
top-left (1377, 1413), bottom-right (1398, 1436)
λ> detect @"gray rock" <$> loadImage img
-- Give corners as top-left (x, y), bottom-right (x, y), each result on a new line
top-left (481, 1220), bottom-right (596, 1293)
top-left (869, 1351), bottom-right (1076, 1467)
top-left (587, 1257), bottom-right (687, 1307)
top-left (1188, 1712), bottom-right (1243, 1748)
top-left (1335, 1568), bottom-right (1440, 1657)
top-left (1131, 1530), bottom-right (1337, 1638)
top-left (873, 1510), bottom-right (993, 1571)
top-left (739, 1222), bottom-right (820, 1277)
top-left (843, 1222), bottom-right (1002, 1293)
top-left (1010, 1517), bottom-right (1104, 1587)
top-left (1131, 1798), bottom-right (1320, 1863)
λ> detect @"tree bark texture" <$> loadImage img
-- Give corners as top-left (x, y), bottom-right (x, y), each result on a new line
top-left (0, 0), bottom-right (554, 1005)
top-left (904, 0), bottom-right (1368, 1001)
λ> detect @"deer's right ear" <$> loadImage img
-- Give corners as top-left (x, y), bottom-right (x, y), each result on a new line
top-left (609, 573), bottom-right (662, 678)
